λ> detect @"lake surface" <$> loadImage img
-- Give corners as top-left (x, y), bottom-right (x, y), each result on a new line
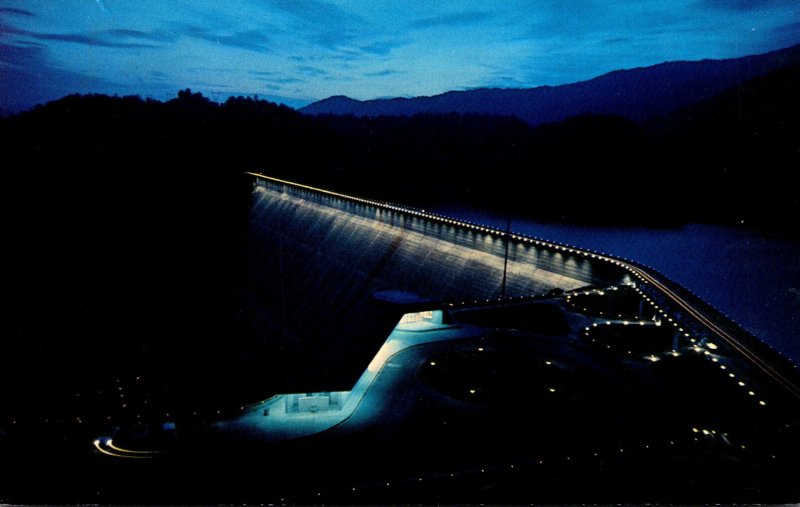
top-left (435, 205), bottom-right (800, 365)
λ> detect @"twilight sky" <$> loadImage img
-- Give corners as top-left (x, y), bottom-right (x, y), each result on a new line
top-left (1, 0), bottom-right (799, 112)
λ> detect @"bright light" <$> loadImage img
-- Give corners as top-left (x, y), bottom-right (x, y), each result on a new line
top-left (707, 342), bottom-right (718, 350)
top-left (368, 339), bottom-right (401, 373)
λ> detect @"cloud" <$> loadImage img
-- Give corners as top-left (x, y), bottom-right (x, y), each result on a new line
top-left (248, 71), bottom-right (302, 84)
top-left (105, 29), bottom-right (173, 42)
top-left (410, 10), bottom-right (496, 29)
top-left (266, 76), bottom-right (303, 84)
top-left (603, 37), bottom-right (631, 46)
top-left (295, 65), bottom-right (328, 77)
top-left (248, 70), bottom-right (275, 77)
top-left (698, 0), bottom-right (797, 10)
top-left (358, 39), bottom-right (408, 56)
top-left (759, 20), bottom-right (800, 50)
top-left (23, 31), bottom-right (158, 48)
top-left (0, 40), bottom-right (41, 65)
top-left (0, 42), bottom-right (119, 112)
top-left (0, 20), bottom-right (24, 37)
top-left (181, 25), bottom-right (271, 53)
top-left (0, 7), bottom-right (35, 17)
top-left (266, 0), bottom-right (368, 52)
top-left (775, 20), bottom-right (800, 36)
top-left (268, 0), bottom-right (360, 27)
top-left (0, 22), bottom-right (163, 49)
top-left (363, 69), bottom-right (401, 77)
top-left (190, 81), bottom-right (234, 89)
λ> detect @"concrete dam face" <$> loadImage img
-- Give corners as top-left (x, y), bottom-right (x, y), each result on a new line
top-left (234, 177), bottom-right (628, 393)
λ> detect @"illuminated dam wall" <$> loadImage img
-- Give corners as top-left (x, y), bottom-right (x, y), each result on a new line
top-left (234, 176), bottom-right (630, 394)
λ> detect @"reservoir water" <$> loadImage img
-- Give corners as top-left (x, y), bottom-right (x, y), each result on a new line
top-left (435, 205), bottom-right (800, 365)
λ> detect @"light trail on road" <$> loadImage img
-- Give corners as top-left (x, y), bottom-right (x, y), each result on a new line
top-left (626, 264), bottom-right (800, 399)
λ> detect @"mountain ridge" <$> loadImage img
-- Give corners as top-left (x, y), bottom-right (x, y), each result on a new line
top-left (300, 43), bottom-right (800, 126)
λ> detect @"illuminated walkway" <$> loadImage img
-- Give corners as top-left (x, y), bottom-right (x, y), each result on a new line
top-left (212, 311), bottom-right (481, 441)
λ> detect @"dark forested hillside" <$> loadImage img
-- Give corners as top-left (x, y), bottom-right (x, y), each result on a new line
top-left (657, 63), bottom-right (800, 226)
top-left (0, 91), bottom-right (310, 423)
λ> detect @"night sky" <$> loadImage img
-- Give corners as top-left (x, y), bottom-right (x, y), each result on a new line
top-left (1, 0), bottom-right (799, 112)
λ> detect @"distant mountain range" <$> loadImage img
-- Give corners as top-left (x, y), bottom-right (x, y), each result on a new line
top-left (300, 43), bottom-right (800, 126)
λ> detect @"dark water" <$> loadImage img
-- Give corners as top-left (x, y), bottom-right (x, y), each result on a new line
top-left (436, 205), bottom-right (800, 365)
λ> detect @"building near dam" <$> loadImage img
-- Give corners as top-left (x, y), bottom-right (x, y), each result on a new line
top-left (88, 174), bottom-right (800, 504)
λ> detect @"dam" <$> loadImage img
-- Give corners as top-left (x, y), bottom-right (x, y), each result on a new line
top-left (232, 174), bottom-right (630, 393)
